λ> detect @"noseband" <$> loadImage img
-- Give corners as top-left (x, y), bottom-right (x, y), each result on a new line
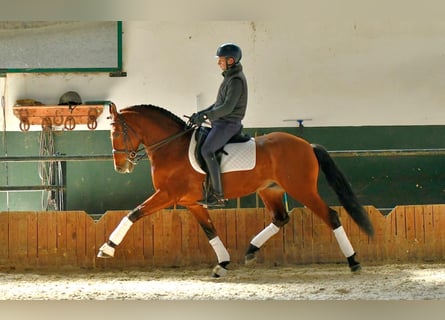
top-left (111, 114), bottom-right (146, 165)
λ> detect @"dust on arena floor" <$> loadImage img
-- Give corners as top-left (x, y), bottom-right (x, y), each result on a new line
top-left (1, 262), bottom-right (445, 300)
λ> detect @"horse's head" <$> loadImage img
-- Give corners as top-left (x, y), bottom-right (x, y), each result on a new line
top-left (108, 103), bottom-right (142, 174)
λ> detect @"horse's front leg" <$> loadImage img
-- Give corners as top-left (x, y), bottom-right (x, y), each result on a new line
top-left (245, 187), bottom-right (289, 264)
top-left (97, 189), bottom-right (174, 258)
top-left (187, 205), bottom-right (230, 278)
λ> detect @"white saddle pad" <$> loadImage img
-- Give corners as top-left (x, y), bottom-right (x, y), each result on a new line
top-left (188, 130), bottom-right (256, 174)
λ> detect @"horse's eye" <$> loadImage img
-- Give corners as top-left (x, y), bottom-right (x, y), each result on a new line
top-left (112, 132), bottom-right (121, 138)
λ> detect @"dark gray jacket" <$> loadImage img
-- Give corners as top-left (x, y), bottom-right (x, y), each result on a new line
top-left (204, 63), bottom-right (248, 124)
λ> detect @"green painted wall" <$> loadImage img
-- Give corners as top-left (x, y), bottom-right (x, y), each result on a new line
top-left (0, 131), bottom-right (154, 216)
top-left (249, 125), bottom-right (445, 213)
top-left (1, 125), bottom-right (444, 216)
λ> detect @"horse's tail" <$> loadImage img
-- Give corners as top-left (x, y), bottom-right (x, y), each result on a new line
top-left (311, 144), bottom-right (374, 237)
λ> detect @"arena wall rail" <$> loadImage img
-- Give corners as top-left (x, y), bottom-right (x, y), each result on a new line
top-left (0, 205), bottom-right (444, 271)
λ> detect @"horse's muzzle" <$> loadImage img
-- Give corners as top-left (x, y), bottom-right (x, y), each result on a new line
top-left (114, 161), bottom-right (134, 174)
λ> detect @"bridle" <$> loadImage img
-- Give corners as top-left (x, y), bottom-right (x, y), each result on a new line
top-left (110, 113), bottom-right (194, 166)
top-left (110, 113), bottom-right (146, 165)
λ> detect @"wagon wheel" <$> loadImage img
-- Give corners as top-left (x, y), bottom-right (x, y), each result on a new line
top-left (87, 108), bottom-right (98, 130)
top-left (41, 117), bottom-right (52, 129)
top-left (64, 116), bottom-right (76, 130)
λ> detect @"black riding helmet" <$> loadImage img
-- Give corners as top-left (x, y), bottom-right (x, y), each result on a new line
top-left (216, 43), bottom-right (242, 67)
top-left (58, 91), bottom-right (82, 105)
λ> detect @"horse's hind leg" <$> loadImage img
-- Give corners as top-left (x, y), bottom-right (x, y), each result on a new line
top-left (328, 207), bottom-right (361, 271)
top-left (298, 192), bottom-right (361, 272)
top-left (245, 186), bottom-right (289, 265)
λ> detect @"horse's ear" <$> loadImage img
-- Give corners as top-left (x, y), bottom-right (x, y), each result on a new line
top-left (109, 102), bottom-right (118, 119)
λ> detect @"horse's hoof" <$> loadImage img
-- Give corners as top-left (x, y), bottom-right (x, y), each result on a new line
top-left (347, 253), bottom-right (361, 273)
top-left (212, 265), bottom-right (228, 278)
top-left (350, 263), bottom-right (361, 273)
top-left (97, 243), bottom-right (115, 258)
top-left (244, 253), bottom-right (257, 266)
top-left (97, 251), bottom-right (112, 258)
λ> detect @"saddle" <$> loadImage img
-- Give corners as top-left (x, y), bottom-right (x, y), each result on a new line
top-left (194, 126), bottom-right (251, 173)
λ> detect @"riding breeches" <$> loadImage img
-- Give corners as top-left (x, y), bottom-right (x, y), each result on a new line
top-left (200, 121), bottom-right (242, 160)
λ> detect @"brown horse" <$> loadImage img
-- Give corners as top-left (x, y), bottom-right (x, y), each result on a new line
top-left (98, 103), bottom-right (374, 277)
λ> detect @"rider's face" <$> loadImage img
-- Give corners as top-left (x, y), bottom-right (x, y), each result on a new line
top-left (217, 56), bottom-right (227, 71)
top-left (217, 56), bottom-right (234, 71)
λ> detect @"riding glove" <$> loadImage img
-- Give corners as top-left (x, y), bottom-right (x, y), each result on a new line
top-left (189, 111), bottom-right (208, 126)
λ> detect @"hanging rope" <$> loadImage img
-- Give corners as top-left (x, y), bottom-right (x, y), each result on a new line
top-left (38, 126), bottom-right (64, 210)
top-left (39, 127), bottom-right (53, 210)
top-left (1, 77), bottom-right (9, 210)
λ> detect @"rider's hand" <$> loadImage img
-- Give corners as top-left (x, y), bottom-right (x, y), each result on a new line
top-left (189, 111), bottom-right (208, 126)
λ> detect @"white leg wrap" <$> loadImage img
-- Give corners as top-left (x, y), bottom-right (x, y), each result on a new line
top-left (251, 223), bottom-right (280, 248)
top-left (109, 216), bottom-right (133, 246)
top-left (209, 236), bottom-right (230, 263)
top-left (333, 226), bottom-right (355, 258)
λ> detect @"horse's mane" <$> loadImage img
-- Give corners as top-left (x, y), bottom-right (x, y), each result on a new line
top-left (121, 104), bottom-right (186, 127)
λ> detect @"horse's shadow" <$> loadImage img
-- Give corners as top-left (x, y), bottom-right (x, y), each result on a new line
top-left (177, 263), bottom-right (365, 284)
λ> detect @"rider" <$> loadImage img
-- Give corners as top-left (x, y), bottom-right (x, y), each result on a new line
top-left (189, 43), bottom-right (248, 207)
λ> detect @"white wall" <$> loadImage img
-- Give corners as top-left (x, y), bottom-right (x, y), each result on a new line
top-left (1, 17), bottom-right (445, 131)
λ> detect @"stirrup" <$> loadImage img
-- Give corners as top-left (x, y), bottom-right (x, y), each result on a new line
top-left (197, 193), bottom-right (226, 208)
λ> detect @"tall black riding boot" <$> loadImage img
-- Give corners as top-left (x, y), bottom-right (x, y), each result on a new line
top-left (197, 154), bottom-right (225, 207)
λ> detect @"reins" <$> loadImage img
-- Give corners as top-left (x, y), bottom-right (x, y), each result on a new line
top-left (111, 113), bottom-right (194, 165)
top-left (146, 126), bottom-right (195, 153)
